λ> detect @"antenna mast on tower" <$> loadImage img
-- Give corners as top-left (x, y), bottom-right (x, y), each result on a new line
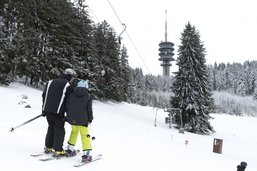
top-left (165, 9), bottom-right (167, 42)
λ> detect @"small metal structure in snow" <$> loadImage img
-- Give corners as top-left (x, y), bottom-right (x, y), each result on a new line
top-left (164, 108), bottom-right (182, 131)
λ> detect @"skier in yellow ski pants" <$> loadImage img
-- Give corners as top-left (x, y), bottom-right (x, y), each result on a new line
top-left (65, 80), bottom-right (94, 162)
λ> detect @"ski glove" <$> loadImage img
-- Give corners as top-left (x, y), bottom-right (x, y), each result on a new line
top-left (42, 111), bottom-right (47, 117)
top-left (64, 116), bottom-right (68, 122)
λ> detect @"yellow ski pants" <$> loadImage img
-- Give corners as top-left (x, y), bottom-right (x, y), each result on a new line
top-left (68, 125), bottom-right (92, 151)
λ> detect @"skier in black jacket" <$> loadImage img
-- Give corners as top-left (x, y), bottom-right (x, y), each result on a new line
top-left (42, 68), bottom-right (76, 157)
top-left (65, 79), bottom-right (94, 162)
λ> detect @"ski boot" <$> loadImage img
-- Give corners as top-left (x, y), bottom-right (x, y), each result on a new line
top-left (44, 147), bottom-right (53, 154)
top-left (81, 155), bottom-right (92, 163)
top-left (52, 150), bottom-right (66, 158)
top-left (65, 149), bottom-right (77, 157)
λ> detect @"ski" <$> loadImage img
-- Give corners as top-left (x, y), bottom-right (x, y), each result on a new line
top-left (39, 150), bottom-right (80, 161)
top-left (39, 155), bottom-right (65, 161)
top-left (73, 154), bottom-right (102, 167)
top-left (31, 153), bottom-right (44, 157)
top-left (31, 152), bottom-right (55, 157)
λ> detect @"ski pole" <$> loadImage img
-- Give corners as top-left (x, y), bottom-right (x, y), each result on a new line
top-left (9, 114), bottom-right (43, 132)
top-left (153, 107), bottom-right (156, 126)
top-left (154, 108), bottom-right (158, 127)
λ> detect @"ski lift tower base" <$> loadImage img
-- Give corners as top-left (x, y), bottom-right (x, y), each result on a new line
top-left (164, 108), bottom-right (181, 129)
top-left (179, 127), bottom-right (185, 134)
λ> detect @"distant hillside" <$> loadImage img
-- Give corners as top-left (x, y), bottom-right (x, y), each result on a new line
top-left (213, 91), bottom-right (257, 116)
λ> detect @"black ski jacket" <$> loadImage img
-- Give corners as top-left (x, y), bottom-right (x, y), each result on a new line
top-left (42, 78), bottom-right (72, 116)
top-left (66, 87), bottom-right (93, 126)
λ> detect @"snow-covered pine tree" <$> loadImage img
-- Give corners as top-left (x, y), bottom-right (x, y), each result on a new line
top-left (170, 22), bottom-right (214, 135)
top-left (210, 62), bottom-right (218, 91)
top-left (128, 68), bottom-right (146, 104)
top-left (92, 21), bottom-right (124, 101)
top-left (38, 0), bottom-right (84, 79)
top-left (253, 79), bottom-right (257, 100)
top-left (0, 0), bottom-right (19, 84)
top-left (0, 12), bottom-right (10, 84)
top-left (67, 0), bottom-right (94, 81)
top-left (14, 0), bottom-right (46, 86)
top-left (119, 46), bottom-right (130, 101)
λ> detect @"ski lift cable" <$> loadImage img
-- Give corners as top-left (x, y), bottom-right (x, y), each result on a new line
top-left (106, 0), bottom-right (151, 74)
top-left (85, 0), bottom-right (151, 74)
top-left (82, 1), bottom-right (100, 23)
top-left (106, 0), bottom-right (123, 24)
top-left (124, 30), bottom-right (151, 74)
top-left (87, 5), bottom-right (100, 22)
top-left (83, 1), bottom-right (119, 75)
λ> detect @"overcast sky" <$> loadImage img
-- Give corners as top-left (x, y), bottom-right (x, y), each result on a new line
top-left (85, 0), bottom-right (257, 76)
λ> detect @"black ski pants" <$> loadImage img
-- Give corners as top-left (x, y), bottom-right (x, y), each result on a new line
top-left (45, 113), bottom-right (65, 152)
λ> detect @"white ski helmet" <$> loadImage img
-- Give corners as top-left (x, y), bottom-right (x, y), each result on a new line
top-left (63, 68), bottom-right (76, 77)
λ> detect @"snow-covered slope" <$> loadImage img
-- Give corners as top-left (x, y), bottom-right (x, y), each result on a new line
top-left (0, 83), bottom-right (256, 171)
